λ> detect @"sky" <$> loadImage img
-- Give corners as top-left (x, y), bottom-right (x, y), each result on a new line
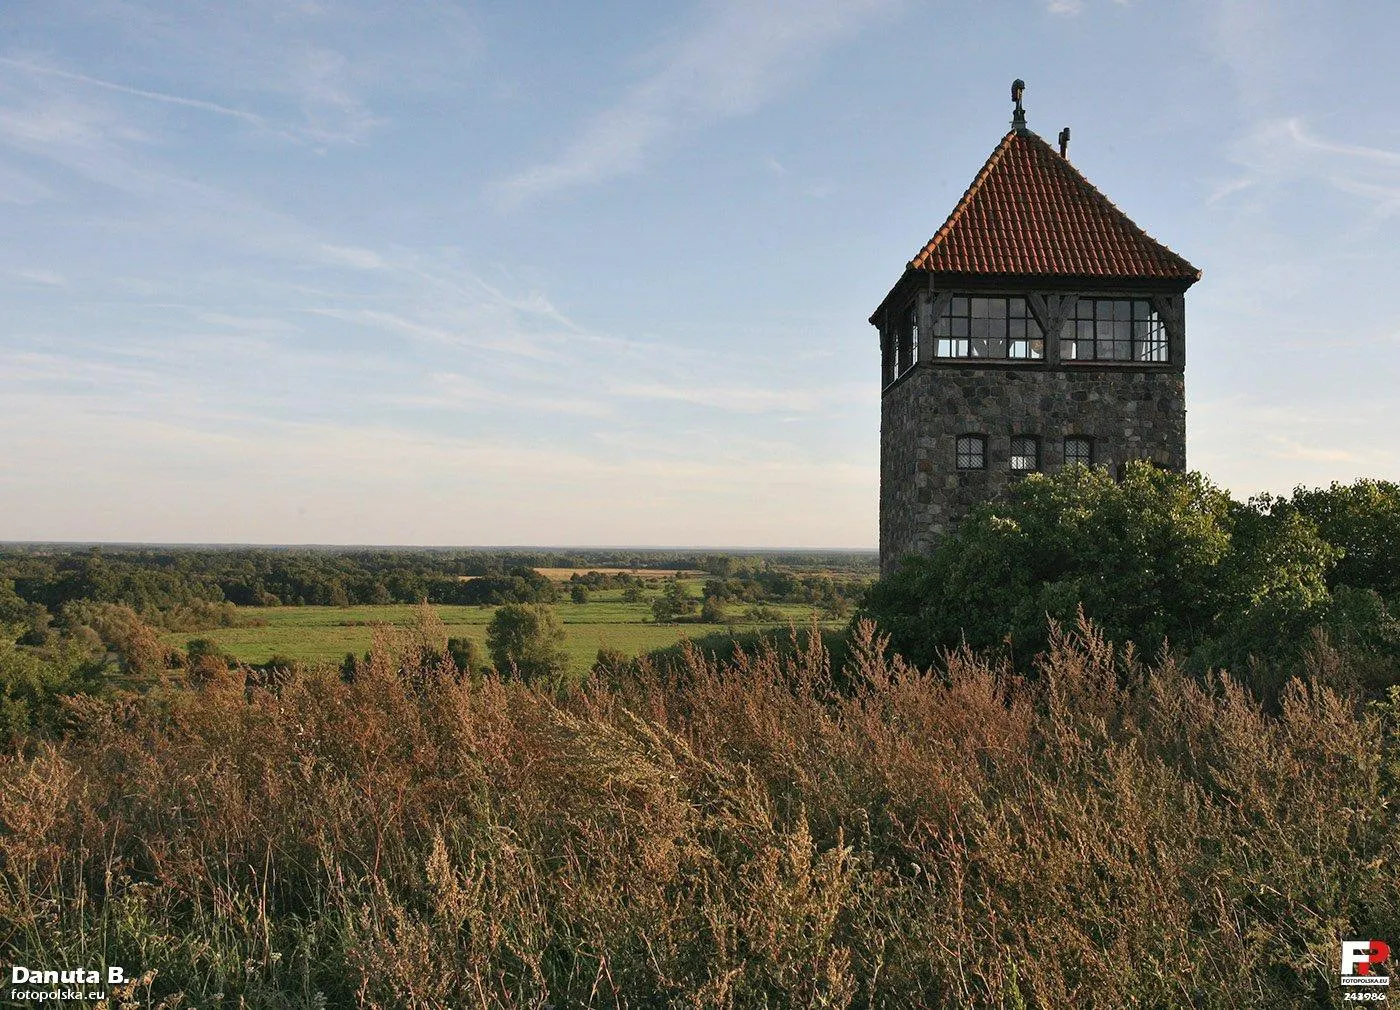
top-left (1, 0), bottom-right (1397, 548)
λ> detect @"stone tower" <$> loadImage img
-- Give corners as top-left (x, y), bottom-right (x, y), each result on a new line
top-left (873, 82), bottom-right (1200, 574)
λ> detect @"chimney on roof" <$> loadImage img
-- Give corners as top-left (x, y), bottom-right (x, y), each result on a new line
top-left (1011, 79), bottom-right (1027, 133)
top-left (1058, 127), bottom-right (1071, 158)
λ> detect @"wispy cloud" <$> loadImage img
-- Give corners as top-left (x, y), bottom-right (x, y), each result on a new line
top-left (614, 381), bottom-right (840, 414)
top-left (1190, 397), bottom-right (1399, 498)
top-left (288, 47), bottom-right (380, 144)
top-left (308, 307), bottom-right (558, 361)
top-left (0, 56), bottom-right (269, 129)
top-left (1230, 117), bottom-right (1400, 221)
top-left (492, 0), bottom-right (897, 207)
top-left (9, 268), bottom-right (66, 286)
top-left (0, 159), bottom-right (56, 203)
top-left (317, 243), bottom-right (385, 270)
top-left (381, 372), bottom-right (613, 419)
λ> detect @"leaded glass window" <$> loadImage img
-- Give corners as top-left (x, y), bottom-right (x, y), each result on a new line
top-left (933, 297), bottom-right (1043, 359)
top-left (1060, 299), bottom-right (1168, 362)
top-left (956, 435), bottom-right (986, 470)
top-left (1064, 436), bottom-right (1093, 467)
top-left (1010, 436), bottom-right (1039, 472)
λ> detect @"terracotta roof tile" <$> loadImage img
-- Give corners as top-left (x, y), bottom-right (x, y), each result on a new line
top-left (908, 129), bottom-right (1200, 281)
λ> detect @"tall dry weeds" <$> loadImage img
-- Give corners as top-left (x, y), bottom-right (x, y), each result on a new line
top-left (0, 618), bottom-right (1395, 1008)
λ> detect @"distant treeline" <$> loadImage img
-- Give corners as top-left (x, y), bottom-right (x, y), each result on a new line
top-left (0, 546), bottom-right (876, 620)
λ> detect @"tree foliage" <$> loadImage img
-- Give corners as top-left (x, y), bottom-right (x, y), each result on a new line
top-left (485, 604), bottom-right (568, 685)
top-left (861, 464), bottom-right (1397, 697)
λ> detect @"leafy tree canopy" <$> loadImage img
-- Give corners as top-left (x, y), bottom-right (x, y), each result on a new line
top-left (485, 604), bottom-right (568, 686)
top-left (860, 463), bottom-right (1380, 691)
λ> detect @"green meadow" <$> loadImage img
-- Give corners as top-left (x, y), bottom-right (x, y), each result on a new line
top-left (164, 586), bottom-right (838, 672)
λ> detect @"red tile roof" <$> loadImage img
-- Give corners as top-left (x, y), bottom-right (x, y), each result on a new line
top-left (908, 129), bottom-right (1200, 281)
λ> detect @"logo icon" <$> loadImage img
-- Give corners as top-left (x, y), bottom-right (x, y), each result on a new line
top-left (1342, 939), bottom-right (1391, 999)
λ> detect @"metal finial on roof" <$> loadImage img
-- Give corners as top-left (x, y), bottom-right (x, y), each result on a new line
top-left (1058, 126), bottom-right (1071, 158)
top-left (1011, 79), bottom-right (1027, 132)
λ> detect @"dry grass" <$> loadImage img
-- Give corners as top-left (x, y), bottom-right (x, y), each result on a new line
top-left (1, 619), bottom-right (1396, 1008)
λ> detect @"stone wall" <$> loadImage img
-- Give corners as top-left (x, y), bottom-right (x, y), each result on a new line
top-left (879, 363), bottom-right (1185, 574)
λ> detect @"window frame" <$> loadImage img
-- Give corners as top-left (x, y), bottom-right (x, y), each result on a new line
top-left (880, 326), bottom-right (896, 387)
top-left (1010, 435), bottom-right (1040, 473)
top-left (932, 295), bottom-right (1044, 361)
top-left (1063, 435), bottom-right (1093, 468)
top-left (897, 304), bottom-right (915, 375)
top-left (1059, 298), bottom-right (1168, 363)
top-left (955, 434), bottom-right (987, 471)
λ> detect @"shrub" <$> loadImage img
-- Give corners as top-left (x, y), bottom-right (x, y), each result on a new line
top-left (700, 597), bottom-right (727, 624)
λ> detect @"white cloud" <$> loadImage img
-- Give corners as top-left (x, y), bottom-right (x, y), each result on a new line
top-left (0, 388), bottom-right (874, 545)
top-left (10, 268), bottom-right (65, 286)
top-left (492, 0), bottom-right (897, 206)
top-left (318, 243), bottom-right (385, 270)
top-left (1189, 397), bottom-right (1398, 498)
top-left (289, 47), bottom-right (380, 144)
top-left (1230, 117), bottom-right (1400, 221)
top-left (614, 381), bottom-right (840, 414)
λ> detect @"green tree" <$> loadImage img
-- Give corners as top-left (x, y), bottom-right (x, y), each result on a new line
top-left (863, 463), bottom-right (1237, 667)
top-left (447, 636), bottom-right (487, 675)
top-left (1289, 479), bottom-right (1400, 598)
top-left (651, 581), bottom-right (698, 623)
top-left (486, 604), bottom-right (568, 684)
top-left (570, 584), bottom-right (590, 604)
top-left (861, 462), bottom-right (1345, 694)
top-left (700, 597), bottom-right (728, 624)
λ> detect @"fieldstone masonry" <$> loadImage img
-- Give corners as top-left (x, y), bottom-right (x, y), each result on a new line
top-left (879, 362), bottom-right (1185, 570)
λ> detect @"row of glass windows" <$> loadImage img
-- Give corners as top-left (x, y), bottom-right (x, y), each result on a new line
top-left (881, 295), bottom-right (1171, 386)
top-left (1060, 298), bottom-right (1168, 362)
top-left (955, 434), bottom-right (1093, 472)
top-left (930, 296), bottom-right (1169, 363)
top-left (933, 296), bottom-right (1044, 359)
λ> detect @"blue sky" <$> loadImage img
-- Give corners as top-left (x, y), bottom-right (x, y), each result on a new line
top-left (1, 0), bottom-right (1396, 547)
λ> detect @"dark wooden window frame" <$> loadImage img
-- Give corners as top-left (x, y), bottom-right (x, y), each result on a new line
top-left (1010, 435), bottom-right (1040, 473)
top-left (1064, 435), bottom-right (1093, 467)
top-left (955, 434), bottom-right (986, 471)
top-left (1060, 298), bottom-right (1168, 363)
top-left (932, 295), bottom-right (1044, 360)
top-left (897, 304), bottom-right (916, 375)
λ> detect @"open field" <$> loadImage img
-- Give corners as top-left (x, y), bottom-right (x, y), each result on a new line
top-left (164, 590), bottom-right (839, 671)
top-left (522, 567), bottom-right (704, 581)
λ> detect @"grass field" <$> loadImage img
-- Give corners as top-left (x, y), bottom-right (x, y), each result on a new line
top-left (518, 567), bottom-right (703, 581)
top-left (165, 587), bottom-right (838, 672)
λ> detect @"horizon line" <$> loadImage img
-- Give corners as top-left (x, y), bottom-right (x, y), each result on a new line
top-left (0, 540), bottom-right (879, 554)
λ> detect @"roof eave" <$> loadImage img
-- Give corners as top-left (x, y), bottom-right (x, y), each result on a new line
top-left (922, 267), bottom-right (1202, 292)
